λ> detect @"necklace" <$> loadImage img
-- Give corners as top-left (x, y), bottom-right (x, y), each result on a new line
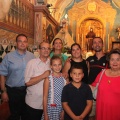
top-left (108, 80), bottom-right (111, 84)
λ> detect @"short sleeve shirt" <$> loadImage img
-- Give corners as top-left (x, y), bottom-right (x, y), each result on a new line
top-left (0, 50), bottom-right (34, 87)
top-left (61, 82), bottom-right (93, 120)
top-left (25, 58), bottom-right (50, 109)
top-left (68, 59), bottom-right (88, 84)
top-left (86, 55), bottom-right (108, 84)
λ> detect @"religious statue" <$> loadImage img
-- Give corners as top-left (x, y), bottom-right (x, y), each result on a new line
top-left (51, 19), bottom-right (74, 48)
top-left (86, 28), bottom-right (96, 51)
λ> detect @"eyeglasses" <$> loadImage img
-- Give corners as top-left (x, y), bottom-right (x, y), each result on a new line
top-left (40, 47), bottom-right (51, 51)
top-left (17, 40), bottom-right (28, 43)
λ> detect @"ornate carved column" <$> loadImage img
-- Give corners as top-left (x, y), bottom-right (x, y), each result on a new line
top-left (34, 5), bottom-right (58, 44)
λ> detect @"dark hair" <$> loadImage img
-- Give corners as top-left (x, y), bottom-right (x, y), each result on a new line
top-left (52, 38), bottom-right (63, 45)
top-left (92, 37), bottom-right (103, 44)
top-left (39, 41), bottom-right (49, 49)
top-left (71, 43), bottom-right (81, 51)
top-left (106, 48), bottom-right (120, 61)
top-left (50, 55), bottom-right (62, 65)
top-left (70, 65), bottom-right (83, 73)
top-left (16, 34), bottom-right (28, 42)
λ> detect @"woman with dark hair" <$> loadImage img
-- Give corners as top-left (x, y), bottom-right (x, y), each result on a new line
top-left (50, 38), bottom-right (68, 65)
top-left (91, 48), bottom-right (120, 120)
top-left (62, 43), bottom-right (88, 84)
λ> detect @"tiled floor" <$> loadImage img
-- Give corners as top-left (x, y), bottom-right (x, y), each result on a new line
top-left (0, 102), bottom-right (10, 120)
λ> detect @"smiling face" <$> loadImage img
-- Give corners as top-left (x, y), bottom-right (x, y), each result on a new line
top-left (109, 53), bottom-right (120, 70)
top-left (53, 39), bottom-right (63, 51)
top-left (51, 58), bottom-right (62, 73)
top-left (92, 37), bottom-right (103, 52)
top-left (70, 68), bottom-right (84, 83)
top-left (71, 45), bottom-right (82, 58)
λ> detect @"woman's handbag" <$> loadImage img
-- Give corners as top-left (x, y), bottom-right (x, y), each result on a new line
top-left (92, 69), bottom-right (105, 99)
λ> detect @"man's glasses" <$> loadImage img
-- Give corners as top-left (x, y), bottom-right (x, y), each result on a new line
top-left (40, 47), bottom-right (51, 51)
top-left (17, 40), bottom-right (28, 43)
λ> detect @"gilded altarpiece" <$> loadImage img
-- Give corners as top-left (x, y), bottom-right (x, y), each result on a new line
top-left (68, 0), bottom-right (116, 51)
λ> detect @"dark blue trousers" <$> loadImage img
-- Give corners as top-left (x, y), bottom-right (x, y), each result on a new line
top-left (6, 85), bottom-right (27, 120)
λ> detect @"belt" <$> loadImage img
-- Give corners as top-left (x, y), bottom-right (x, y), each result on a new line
top-left (50, 104), bottom-right (57, 107)
top-left (6, 85), bottom-right (26, 91)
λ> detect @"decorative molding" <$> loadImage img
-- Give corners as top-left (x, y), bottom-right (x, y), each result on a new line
top-left (67, 0), bottom-right (116, 51)
top-left (34, 5), bottom-right (58, 26)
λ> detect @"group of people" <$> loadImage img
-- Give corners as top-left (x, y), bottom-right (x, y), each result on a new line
top-left (0, 34), bottom-right (120, 120)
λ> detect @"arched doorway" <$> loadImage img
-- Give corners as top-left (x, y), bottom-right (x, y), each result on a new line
top-left (79, 19), bottom-right (104, 51)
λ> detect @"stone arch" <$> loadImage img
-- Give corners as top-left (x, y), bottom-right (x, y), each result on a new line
top-left (76, 16), bottom-right (105, 50)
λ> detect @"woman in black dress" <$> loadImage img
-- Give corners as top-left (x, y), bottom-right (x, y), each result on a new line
top-left (62, 43), bottom-right (88, 84)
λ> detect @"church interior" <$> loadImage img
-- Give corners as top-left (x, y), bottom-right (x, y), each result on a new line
top-left (0, 0), bottom-right (120, 119)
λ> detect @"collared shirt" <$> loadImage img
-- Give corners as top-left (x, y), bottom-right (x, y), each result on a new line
top-left (0, 50), bottom-right (34, 87)
top-left (68, 59), bottom-right (88, 84)
top-left (62, 82), bottom-right (93, 120)
top-left (25, 57), bottom-right (50, 109)
top-left (86, 54), bottom-right (108, 84)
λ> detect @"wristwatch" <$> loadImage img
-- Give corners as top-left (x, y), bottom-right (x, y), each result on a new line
top-left (1, 88), bottom-right (7, 94)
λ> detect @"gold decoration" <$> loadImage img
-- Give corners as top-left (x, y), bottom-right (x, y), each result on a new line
top-left (67, 0), bottom-right (116, 50)
top-left (112, 0), bottom-right (120, 8)
top-left (87, 2), bottom-right (97, 12)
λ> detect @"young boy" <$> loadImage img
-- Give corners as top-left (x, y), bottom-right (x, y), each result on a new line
top-left (61, 65), bottom-right (93, 120)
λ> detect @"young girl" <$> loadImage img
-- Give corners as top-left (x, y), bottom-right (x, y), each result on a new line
top-left (41, 55), bottom-right (66, 120)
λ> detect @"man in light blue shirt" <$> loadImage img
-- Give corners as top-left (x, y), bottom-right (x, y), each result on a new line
top-left (0, 34), bottom-right (34, 120)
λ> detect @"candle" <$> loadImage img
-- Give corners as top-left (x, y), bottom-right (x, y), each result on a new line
top-left (78, 34), bottom-right (79, 41)
top-left (108, 34), bottom-right (109, 50)
top-left (82, 34), bottom-right (83, 48)
top-left (89, 26), bottom-right (90, 30)
top-left (72, 33), bottom-right (73, 39)
top-left (60, 20), bottom-right (62, 27)
top-left (102, 34), bottom-right (104, 42)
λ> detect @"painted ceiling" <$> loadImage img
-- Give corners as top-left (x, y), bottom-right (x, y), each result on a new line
top-left (47, 0), bottom-right (120, 22)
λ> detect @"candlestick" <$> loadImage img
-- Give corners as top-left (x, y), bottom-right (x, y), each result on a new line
top-left (82, 34), bottom-right (83, 48)
top-left (78, 34), bottom-right (79, 42)
top-left (108, 34), bottom-right (109, 50)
